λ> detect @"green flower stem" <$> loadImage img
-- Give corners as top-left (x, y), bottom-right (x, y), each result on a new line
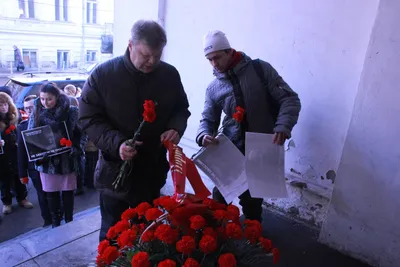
top-left (112, 120), bottom-right (146, 190)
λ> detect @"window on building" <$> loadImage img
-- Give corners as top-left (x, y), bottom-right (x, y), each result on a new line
top-left (86, 0), bottom-right (97, 24)
top-left (22, 49), bottom-right (38, 68)
top-left (57, 50), bottom-right (70, 69)
top-left (18, 0), bottom-right (35, 18)
top-left (86, 50), bottom-right (97, 62)
top-left (55, 0), bottom-right (68, 21)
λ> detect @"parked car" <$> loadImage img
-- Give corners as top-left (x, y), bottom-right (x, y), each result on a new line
top-left (4, 71), bottom-right (89, 109)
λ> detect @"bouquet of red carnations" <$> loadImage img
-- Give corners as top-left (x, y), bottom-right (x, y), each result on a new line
top-left (96, 193), bottom-right (279, 267)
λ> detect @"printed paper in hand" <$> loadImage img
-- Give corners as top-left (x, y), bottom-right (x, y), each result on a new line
top-left (245, 132), bottom-right (287, 198)
top-left (192, 134), bottom-right (248, 203)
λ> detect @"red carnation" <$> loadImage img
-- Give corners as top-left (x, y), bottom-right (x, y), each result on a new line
top-left (158, 259), bottom-right (176, 267)
top-left (99, 246), bottom-right (120, 265)
top-left (225, 223), bottom-right (243, 240)
top-left (199, 235), bottom-right (217, 254)
top-left (203, 198), bottom-right (226, 210)
top-left (155, 224), bottom-right (179, 245)
top-left (143, 100), bottom-right (156, 123)
top-left (145, 208), bottom-right (163, 221)
top-left (4, 125), bottom-right (16, 135)
top-left (97, 239), bottom-right (110, 254)
top-left (121, 208), bottom-right (137, 221)
top-left (136, 202), bottom-right (152, 217)
top-left (259, 237), bottom-right (273, 252)
top-left (131, 251), bottom-right (151, 267)
top-left (183, 258), bottom-right (200, 267)
top-left (244, 222), bottom-right (262, 244)
top-left (227, 205), bottom-right (240, 221)
top-left (154, 196), bottom-right (178, 211)
top-left (218, 253), bottom-right (237, 267)
top-left (114, 220), bottom-right (130, 233)
top-left (117, 229), bottom-right (136, 248)
top-left (141, 229), bottom-right (155, 242)
top-left (106, 226), bottom-right (119, 240)
top-left (214, 210), bottom-right (228, 221)
top-left (189, 215), bottom-right (206, 230)
top-left (176, 235), bottom-right (196, 255)
top-left (202, 227), bottom-right (217, 239)
top-left (59, 137), bottom-right (72, 147)
top-left (232, 106), bottom-right (245, 123)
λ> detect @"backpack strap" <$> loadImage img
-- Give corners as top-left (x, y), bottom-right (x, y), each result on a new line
top-left (252, 59), bottom-right (279, 122)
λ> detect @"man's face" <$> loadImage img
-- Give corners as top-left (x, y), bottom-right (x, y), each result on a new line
top-left (128, 40), bottom-right (164, 73)
top-left (23, 99), bottom-right (34, 116)
top-left (206, 50), bottom-right (233, 73)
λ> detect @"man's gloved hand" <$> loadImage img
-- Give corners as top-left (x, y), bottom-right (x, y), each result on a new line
top-left (0, 140), bottom-right (5, 147)
top-left (202, 135), bottom-right (218, 147)
top-left (272, 132), bottom-right (288, 146)
top-left (119, 140), bottom-right (142, 161)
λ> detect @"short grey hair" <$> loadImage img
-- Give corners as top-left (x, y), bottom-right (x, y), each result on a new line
top-left (130, 20), bottom-right (167, 49)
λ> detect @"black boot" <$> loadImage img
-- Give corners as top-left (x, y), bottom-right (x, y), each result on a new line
top-left (47, 192), bottom-right (61, 228)
top-left (239, 190), bottom-right (263, 222)
top-left (62, 190), bottom-right (74, 223)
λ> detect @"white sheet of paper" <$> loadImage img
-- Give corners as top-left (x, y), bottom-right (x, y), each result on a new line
top-left (245, 132), bottom-right (288, 198)
top-left (192, 134), bottom-right (248, 203)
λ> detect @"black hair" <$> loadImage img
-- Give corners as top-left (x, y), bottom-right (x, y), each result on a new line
top-left (34, 82), bottom-right (62, 127)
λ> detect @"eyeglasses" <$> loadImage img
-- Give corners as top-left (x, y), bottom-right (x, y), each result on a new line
top-left (24, 106), bottom-right (34, 112)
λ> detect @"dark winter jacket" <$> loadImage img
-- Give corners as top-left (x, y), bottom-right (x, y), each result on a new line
top-left (0, 95), bottom-right (19, 170)
top-left (79, 48), bottom-right (191, 201)
top-left (196, 53), bottom-right (301, 151)
top-left (27, 94), bottom-right (80, 175)
top-left (17, 119), bottom-right (35, 178)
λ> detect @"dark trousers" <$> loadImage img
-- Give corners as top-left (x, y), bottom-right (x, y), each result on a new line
top-left (213, 187), bottom-right (263, 222)
top-left (28, 169), bottom-right (51, 222)
top-left (99, 188), bottom-right (161, 242)
top-left (0, 163), bottom-right (27, 205)
top-left (84, 151), bottom-right (98, 188)
top-left (76, 154), bottom-right (86, 190)
top-left (47, 190), bottom-right (74, 227)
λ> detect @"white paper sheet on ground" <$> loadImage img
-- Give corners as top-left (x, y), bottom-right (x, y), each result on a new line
top-left (192, 134), bottom-right (248, 203)
top-left (245, 132), bottom-right (288, 198)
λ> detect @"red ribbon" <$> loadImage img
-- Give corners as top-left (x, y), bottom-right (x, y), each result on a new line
top-left (164, 141), bottom-right (211, 200)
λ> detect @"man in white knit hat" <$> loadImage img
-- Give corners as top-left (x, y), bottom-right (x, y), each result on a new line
top-left (196, 30), bottom-right (301, 222)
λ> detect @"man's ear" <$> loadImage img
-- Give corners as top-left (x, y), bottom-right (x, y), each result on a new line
top-left (128, 39), bottom-right (133, 52)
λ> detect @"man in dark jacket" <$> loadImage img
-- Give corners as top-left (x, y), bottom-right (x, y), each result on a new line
top-left (197, 30), bottom-right (301, 222)
top-left (79, 20), bottom-right (191, 241)
top-left (17, 95), bottom-right (52, 226)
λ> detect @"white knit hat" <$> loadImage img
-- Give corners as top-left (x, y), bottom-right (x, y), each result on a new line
top-left (203, 30), bottom-right (231, 56)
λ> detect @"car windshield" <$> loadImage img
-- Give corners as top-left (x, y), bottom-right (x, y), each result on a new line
top-left (5, 79), bottom-right (30, 103)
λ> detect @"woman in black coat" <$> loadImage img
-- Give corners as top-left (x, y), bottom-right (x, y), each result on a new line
top-left (0, 92), bottom-right (33, 214)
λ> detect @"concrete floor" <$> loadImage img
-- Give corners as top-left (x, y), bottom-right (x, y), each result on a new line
top-left (0, 182), bottom-right (99, 243)
top-left (262, 208), bottom-right (371, 267)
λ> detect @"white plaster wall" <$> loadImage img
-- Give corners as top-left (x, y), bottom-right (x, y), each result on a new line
top-left (161, 0), bottom-right (379, 188)
top-left (319, 0), bottom-right (400, 266)
top-left (113, 0), bottom-right (159, 57)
